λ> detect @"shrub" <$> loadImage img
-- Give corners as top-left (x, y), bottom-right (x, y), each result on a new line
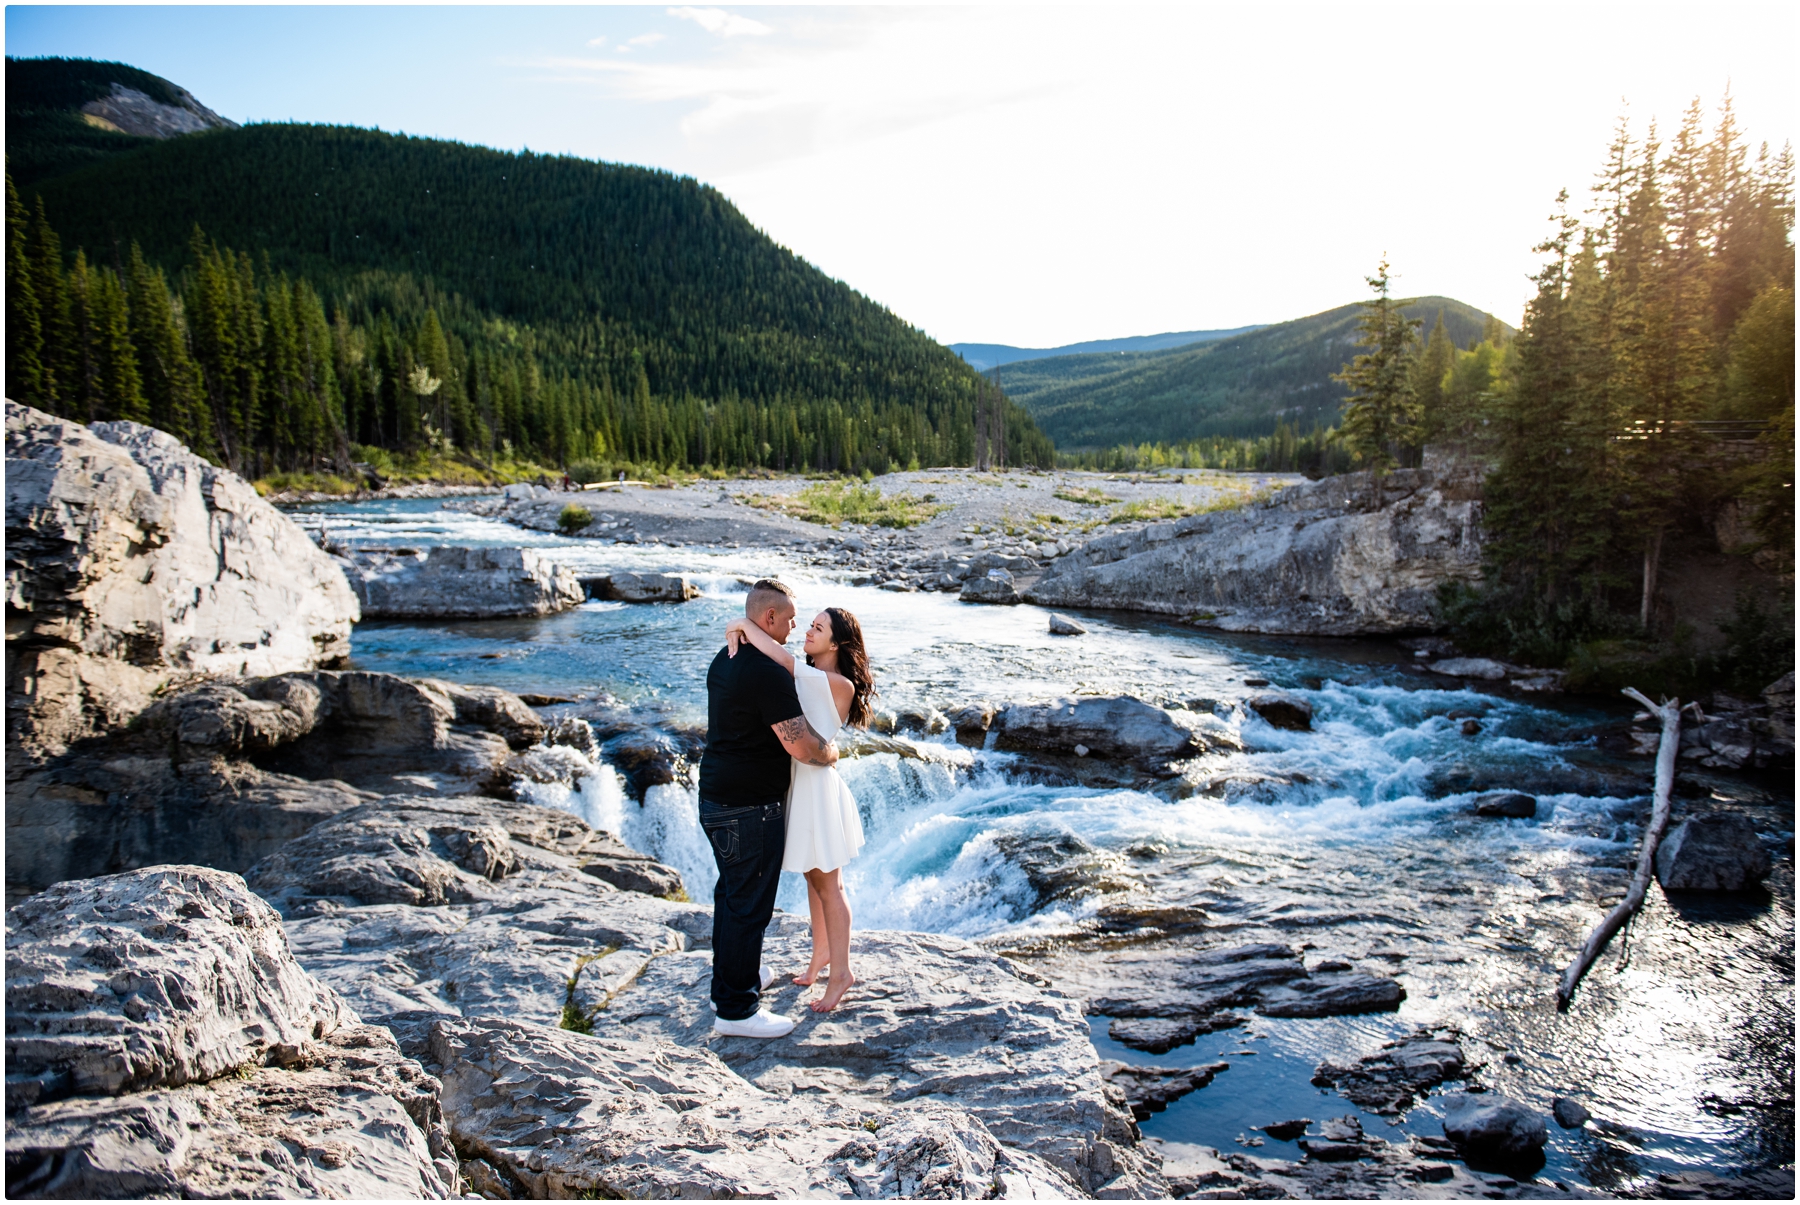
top-left (558, 504), bottom-right (593, 534)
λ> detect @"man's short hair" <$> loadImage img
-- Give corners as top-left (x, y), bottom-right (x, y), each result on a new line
top-left (745, 578), bottom-right (797, 618)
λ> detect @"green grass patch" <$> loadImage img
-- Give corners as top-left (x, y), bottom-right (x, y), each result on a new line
top-left (558, 948), bottom-right (618, 1034)
top-left (558, 504), bottom-right (594, 534)
top-left (744, 481), bottom-right (949, 528)
top-left (1054, 486), bottom-right (1120, 506)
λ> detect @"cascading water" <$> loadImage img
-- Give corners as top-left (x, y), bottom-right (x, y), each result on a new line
top-left (296, 495), bottom-right (1793, 1190)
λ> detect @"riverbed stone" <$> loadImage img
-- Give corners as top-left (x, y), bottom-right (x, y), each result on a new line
top-left (5, 402), bottom-right (358, 761)
top-left (1428, 657), bottom-right (1510, 680)
top-left (1552, 1096), bottom-right (1591, 1129)
top-left (1310, 1029), bottom-right (1465, 1114)
top-left (1473, 791), bottom-right (1538, 819)
top-left (994, 695), bottom-right (1215, 766)
top-left (1255, 970), bottom-right (1404, 1018)
top-left (1440, 1092), bottom-right (1547, 1160)
top-left (340, 546), bottom-right (584, 619)
top-left (1100, 1060), bottom-right (1228, 1121)
top-left (1245, 692), bottom-right (1314, 732)
top-left (592, 571), bottom-right (700, 602)
top-left (961, 570), bottom-right (1023, 604)
top-left (1049, 613), bottom-right (1088, 635)
top-left (1654, 812), bottom-right (1772, 891)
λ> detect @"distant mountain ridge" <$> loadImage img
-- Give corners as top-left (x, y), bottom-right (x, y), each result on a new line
top-left (1003, 296), bottom-right (1507, 448)
top-left (952, 325), bottom-right (1265, 371)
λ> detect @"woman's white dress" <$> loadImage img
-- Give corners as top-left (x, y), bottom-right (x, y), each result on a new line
top-left (783, 661), bottom-right (865, 873)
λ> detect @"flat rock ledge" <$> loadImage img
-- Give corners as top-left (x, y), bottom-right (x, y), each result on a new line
top-left (339, 546), bottom-right (584, 619)
top-left (251, 793), bottom-right (1165, 1198)
top-left (5, 866), bottom-right (457, 1199)
top-left (1024, 462), bottom-right (1483, 636)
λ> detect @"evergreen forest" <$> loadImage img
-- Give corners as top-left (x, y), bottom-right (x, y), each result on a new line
top-left (5, 58), bottom-right (1053, 481)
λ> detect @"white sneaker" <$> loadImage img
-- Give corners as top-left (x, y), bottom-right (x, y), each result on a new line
top-left (760, 964), bottom-right (775, 991)
top-left (712, 1009), bottom-right (796, 1039)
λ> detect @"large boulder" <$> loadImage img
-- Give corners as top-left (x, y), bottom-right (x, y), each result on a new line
top-left (993, 695), bottom-right (1229, 767)
top-left (341, 546), bottom-right (584, 619)
top-left (1025, 461), bottom-right (1483, 635)
top-left (1654, 812), bottom-right (1772, 891)
top-left (5, 865), bottom-right (457, 1198)
top-left (5, 403), bottom-right (358, 760)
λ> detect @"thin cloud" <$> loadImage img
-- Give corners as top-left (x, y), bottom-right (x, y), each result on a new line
top-left (669, 7), bottom-right (771, 38)
top-left (586, 35), bottom-right (605, 47)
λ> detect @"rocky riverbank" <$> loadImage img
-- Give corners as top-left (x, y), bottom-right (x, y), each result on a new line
top-left (8, 407), bottom-right (1793, 1199)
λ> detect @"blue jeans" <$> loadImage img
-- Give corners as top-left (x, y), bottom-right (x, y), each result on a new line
top-left (700, 797), bottom-right (787, 1021)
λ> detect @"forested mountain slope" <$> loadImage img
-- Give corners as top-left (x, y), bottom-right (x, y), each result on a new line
top-left (952, 325), bottom-right (1263, 371)
top-left (9, 61), bottom-right (1051, 476)
top-left (1007, 296), bottom-right (1503, 447)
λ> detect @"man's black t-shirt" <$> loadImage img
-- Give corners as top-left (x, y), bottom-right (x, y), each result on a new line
top-left (698, 644), bottom-right (804, 806)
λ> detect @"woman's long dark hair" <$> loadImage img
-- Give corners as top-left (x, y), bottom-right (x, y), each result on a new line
top-left (810, 606), bottom-right (878, 728)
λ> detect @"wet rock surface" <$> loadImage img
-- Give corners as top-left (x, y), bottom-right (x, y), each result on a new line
top-left (961, 570), bottom-right (1023, 604)
top-left (1244, 692), bottom-right (1313, 732)
top-left (5, 865), bottom-right (457, 1199)
top-left (1441, 1092), bottom-right (1548, 1161)
top-left (1654, 811), bottom-right (1772, 891)
top-left (588, 570), bottom-right (701, 603)
top-left (1100, 1060), bottom-right (1228, 1121)
top-left (340, 545), bottom-right (584, 619)
top-left (1473, 791), bottom-right (1539, 819)
top-left (1310, 1028), bottom-right (1467, 1114)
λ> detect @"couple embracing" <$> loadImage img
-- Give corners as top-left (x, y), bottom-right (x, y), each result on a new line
top-left (699, 578), bottom-right (875, 1039)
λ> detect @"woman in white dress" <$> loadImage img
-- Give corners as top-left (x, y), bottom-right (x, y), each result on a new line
top-left (725, 607), bottom-right (873, 1011)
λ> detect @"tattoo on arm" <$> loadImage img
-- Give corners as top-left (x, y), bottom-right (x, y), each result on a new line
top-left (773, 715), bottom-right (835, 765)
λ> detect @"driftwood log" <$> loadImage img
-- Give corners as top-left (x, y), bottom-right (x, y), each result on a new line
top-left (1554, 688), bottom-right (1683, 1009)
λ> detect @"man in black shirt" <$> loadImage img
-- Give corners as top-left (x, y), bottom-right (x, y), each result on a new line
top-left (699, 578), bottom-right (838, 1038)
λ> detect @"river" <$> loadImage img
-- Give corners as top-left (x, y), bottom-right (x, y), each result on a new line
top-left (292, 496), bottom-right (1794, 1192)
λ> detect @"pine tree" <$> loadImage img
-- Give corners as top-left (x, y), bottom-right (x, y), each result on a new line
top-left (126, 242), bottom-right (212, 453)
top-left (6, 176), bottom-right (47, 406)
top-left (27, 196), bottom-right (73, 413)
top-left (1332, 256), bottom-right (1422, 480)
top-left (1411, 310), bottom-right (1456, 446)
top-left (90, 261), bottom-right (146, 422)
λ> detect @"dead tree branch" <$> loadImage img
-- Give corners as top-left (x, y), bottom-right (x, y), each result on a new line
top-left (1555, 687), bottom-right (1681, 1010)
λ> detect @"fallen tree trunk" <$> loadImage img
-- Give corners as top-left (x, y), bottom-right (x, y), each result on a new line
top-left (1555, 687), bottom-right (1682, 1010)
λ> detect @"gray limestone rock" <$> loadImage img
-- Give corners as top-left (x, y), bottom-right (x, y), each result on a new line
top-left (1654, 812), bottom-right (1772, 891)
top-left (1100, 1060), bottom-right (1227, 1121)
top-left (1255, 971), bottom-right (1404, 1018)
top-left (1310, 1029), bottom-right (1464, 1114)
top-left (1440, 1092), bottom-right (1547, 1159)
top-left (425, 1015), bottom-right (1079, 1200)
top-left (1049, 613), bottom-right (1088, 635)
top-left (6, 865), bottom-right (355, 1107)
top-left (1025, 464), bottom-right (1483, 635)
top-left (994, 695), bottom-right (1218, 766)
top-left (5, 402), bottom-right (358, 760)
top-left (961, 570), bottom-right (1023, 605)
top-left (592, 571), bottom-right (701, 602)
top-left (5, 865), bottom-right (456, 1199)
top-left (78, 81), bottom-right (237, 139)
top-left (340, 546), bottom-right (584, 618)
top-left (601, 927), bottom-right (1164, 1197)
top-left (1245, 692), bottom-right (1314, 732)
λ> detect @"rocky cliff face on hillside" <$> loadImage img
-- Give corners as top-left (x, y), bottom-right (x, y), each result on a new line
top-left (78, 80), bottom-right (238, 139)
top-left (1027, 462), bottom-right (1484, 635)
top-left (5, 402), bottom-right (360, 760)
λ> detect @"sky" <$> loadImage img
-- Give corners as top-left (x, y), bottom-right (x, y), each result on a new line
top-left (6, 4), bottom-right (1794, 348)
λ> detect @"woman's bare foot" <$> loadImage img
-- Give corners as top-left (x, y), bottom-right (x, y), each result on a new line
top-left (810, 970), bottom-right (856, 1012)
top-left (793, 962), bottom-right (829, 987)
